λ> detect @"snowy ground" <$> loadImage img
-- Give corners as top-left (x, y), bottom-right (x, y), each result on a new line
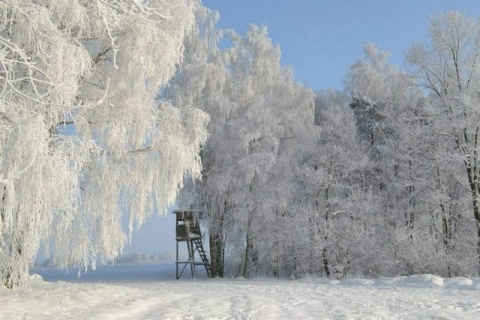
top-left (2, 264), bottom-right (480, 319)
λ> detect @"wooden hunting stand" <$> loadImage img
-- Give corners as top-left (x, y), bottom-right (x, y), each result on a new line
top-left (173, 209), bottom-right (212, 279)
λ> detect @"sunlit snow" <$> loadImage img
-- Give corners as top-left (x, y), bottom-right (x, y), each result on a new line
top-left (2, 264), bottom-right (480, 319)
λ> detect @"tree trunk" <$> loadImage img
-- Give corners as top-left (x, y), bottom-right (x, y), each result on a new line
top-left (2, 236), bottom-right (23, 289)
top-left (323, 186), bottom-right (331, 277)
top-left (209, 202), bottom-right (226, 278)
top-left (465, 157), bottom-right (480, 267)
top-left (291, 233), bottom-right (298, 279)
top-left (322, 244), bottom-right (330, 277)
top-left (1, 190), bottom-right (23, 289)
top-left (209, 230), bottom-right (225, 278)
top-left (471, 192), bottom-right (480, 267)
top-left (242, 212), bottom-right (254, 278)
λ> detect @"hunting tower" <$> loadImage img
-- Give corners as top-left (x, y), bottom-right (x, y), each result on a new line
top-left (173, 209), bottom-right (212, 279)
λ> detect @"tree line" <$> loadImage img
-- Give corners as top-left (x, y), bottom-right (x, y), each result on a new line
top-left (175, 10), bottom-right (480, 279)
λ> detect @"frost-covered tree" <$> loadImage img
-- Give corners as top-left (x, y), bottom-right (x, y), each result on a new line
top-left (406, 11), bottom-right (480, 271)
top-left (343, 43), bottom-right (451, 276)
top-left (0, 0), bottom-right (209, 288)
top-left (165, 5), bottom-right (227, 277)
top-left (224, 27), bottom-right (315, 278)
top-left (342, 35), bottom-right (477, 277)
top-left (170, 21), bottom-right (315, 277)
top-left (292, 91), bottom-right (377, 277)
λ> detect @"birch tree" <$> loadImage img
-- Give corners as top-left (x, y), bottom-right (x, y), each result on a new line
top-left (171, 22), bottom-right (315, 277)
top-left (406, 11), bottom-right (480, 268)
top-left (0, 0), bottom-right (208, 288)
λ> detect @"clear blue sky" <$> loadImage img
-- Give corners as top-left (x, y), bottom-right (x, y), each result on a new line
top-left (125, 0), bottom-right (480, 256)
top-left (202, 0), bottom-right (480, 90)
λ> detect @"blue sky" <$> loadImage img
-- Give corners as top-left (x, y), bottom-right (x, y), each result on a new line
top-left (125, 1), bottom-right (480, 256)
top-left (202, 0), bottom-right (480, 90)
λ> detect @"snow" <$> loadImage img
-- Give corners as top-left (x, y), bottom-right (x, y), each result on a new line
top-left (2, 264), bottom-right (480, 319)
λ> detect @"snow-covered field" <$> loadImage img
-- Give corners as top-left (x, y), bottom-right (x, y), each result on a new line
top-left (2, 264), bottom-right (480, 319)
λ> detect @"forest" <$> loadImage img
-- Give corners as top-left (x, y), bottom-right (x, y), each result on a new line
top-left (1, 1), bottom-right (480, 288)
